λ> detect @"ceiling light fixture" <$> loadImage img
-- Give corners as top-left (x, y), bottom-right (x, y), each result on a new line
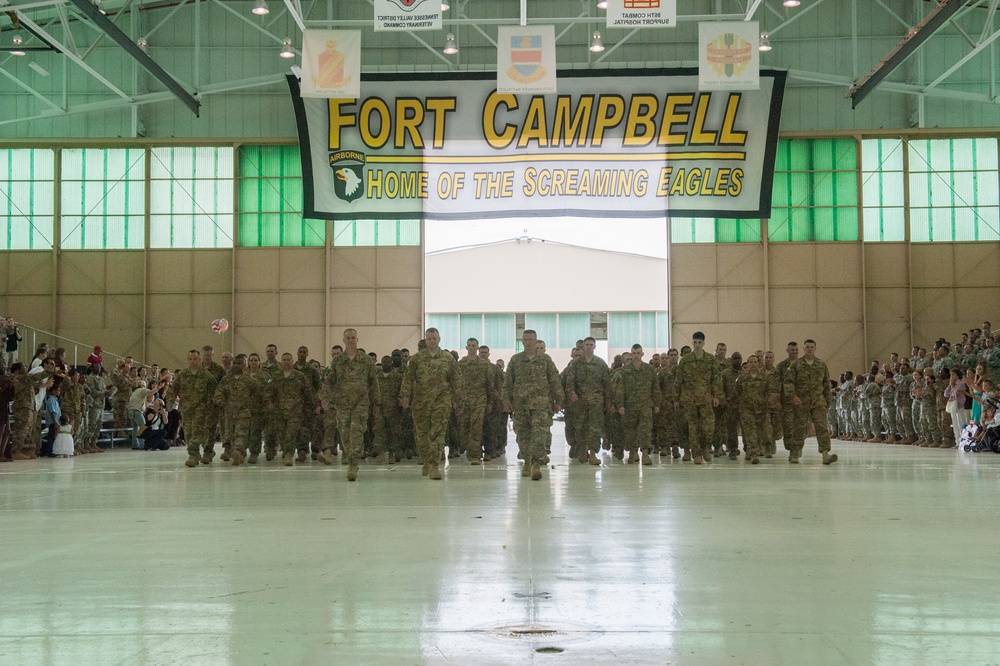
top-left (94, 0), bottom-right (106, 14)
top-left (441, 1), bottom-right (449, 10)
top-left (279, 38), bottom-right (295, 58)
top-left (137, 37), bottom-right (148, 51)
top-left (252, 0), bottom-right (269, 16)
top-left (783, 0), bottom-right (801, 7)
top-left (597, 1), bottom-right (608, 8)
top-left (589, 31), bottom-right (605, 52)
top-left (758, 32), bottom-right (772, 51)
top-left (443, 32), bottom-right (458, 54)
top-left (11, 33), bottom-right (25, 56)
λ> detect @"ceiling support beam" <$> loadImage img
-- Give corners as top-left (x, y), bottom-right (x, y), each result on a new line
top-left (923, 27), bottom-right (1000, 92)
top-left (848, 0), bottom-right (968, 108)
top-left (66, 0), bottom-right (200, 116)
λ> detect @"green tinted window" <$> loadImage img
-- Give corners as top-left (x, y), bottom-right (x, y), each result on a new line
top-left (238, 145), bottom-right (325, 247)
top-left (861, 139), bottom-right (905, 241)
top-left (0, 148), bottom-right (54, 249)
top-left (149, 147), bottom-right (234, 248)
top-left (671, 218), bottom-right (760, 243)
top-left (61, 148), bottom-right (145, 250)
top-left (332, 219), bottom-right (420, 246)
top-left (768, 139), bottom-right (859, 242)
top-left (908, 138), bottom-right (999, 242)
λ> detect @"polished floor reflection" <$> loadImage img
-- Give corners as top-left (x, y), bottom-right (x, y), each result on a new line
top-left (2, 431), bottom-right (998, 665)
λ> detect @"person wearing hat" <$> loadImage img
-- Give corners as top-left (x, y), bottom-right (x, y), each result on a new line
top-left (87, 345), bottom-right (103, 366)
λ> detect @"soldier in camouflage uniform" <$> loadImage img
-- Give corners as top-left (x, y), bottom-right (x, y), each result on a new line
top-left (213, 354), bottom-right (264, 466)
top-left (783, 339), bottom-right (838, 464)
top-left (320, 330), bottom-right (379, 480)
top-left (564, 336), bottom-right (610, 466)
top-left (865, 374), bottom-right (882, 441)
top-left (656, 348), bottom-right (682, 459)
top-left (218, 351), bottom-right (235, 460)
top-left (457, 338), bottom-right (498, 465)
top-left (10, 363), bottom-right (50, 459)
top-left (839, 372), bottom-right (857, 440)
top-left (734, 354), bottom-right (779, 464)
top-left (201, 345), bottom-right (225, 458)
top-left (401, 328), bottom-right (462, 480)
top-left (711, 343), bottom-right (730, 456)
top-left (375, 355), bottom-right (404, 463)
top-left (560, 348), bottom-right (581, 462)
top-left (503, 329), bottom-right (562, 481)
top-left (675, 332), bottom-right (722, 464)
top-left (936, 368), bottom-right (956, 449)
top-left (608, 354), bottom-right (628, 460)
top-left (166, 350), bottom-right (219, 467)
top-left (292, 346), bottom-right (322, 462)
top-left (880, 373), bottom-right (898, 443)
top-left (894, 362), bottom-right (915, 444)
top-left (110, 358), bottom-right (133, 429)
top-left (722, 353), bottom-right (743, 459)
top-left (268, 352), bottom-right (314, 465)
top-left (762, 351), bottom-right (780, 456)
top-left (261, 343), bottom-right (282, 460)
top-left (60, 369), bottom-right (85, 455)
top-left (245, 352), bottom-right (271, 463)
top-left (612, 343), bottom-right (661, 465)
top-left (479, 347), bottom-right (506, 461)
top-left (82, 363), bottom-right (108, 453)
top-left (775, 343), bottom-right (799, 450)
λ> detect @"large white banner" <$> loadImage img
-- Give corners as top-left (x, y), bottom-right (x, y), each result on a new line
top-left (289, 69), bottom-right (786, 220)
top-left (606, 0), bottom-right (676, 29)
top-left (300, 30), bottom-right (361, 99)
top-left (497, 25), bottom-right (557, 94)
top-left (373, 0), bottom-right (442, 32)
top-left (699, 22), bottom-right (760, 90)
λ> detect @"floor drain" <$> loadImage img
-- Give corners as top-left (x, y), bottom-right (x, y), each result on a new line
top-left (477, 622), bottom-right (602, 647)
top-left (536, 646), bottom-right (564, 654)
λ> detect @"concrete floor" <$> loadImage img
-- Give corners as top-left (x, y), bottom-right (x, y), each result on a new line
top-left (2, 430), bottom-right (999, 666)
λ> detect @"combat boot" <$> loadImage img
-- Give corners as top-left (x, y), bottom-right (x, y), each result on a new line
top-left (185, 455), bottom-right (199, 468)
top-left (248, 453), bottom-right (259, 464)
top-left (296, 451), bottom-right (307, 463)
top-left (530, 464), bottom-right (542, 480)
top-left (317, 450), bottom-right (332, 465)
top-left (588, 452), bottom-right (601, 465)
top-left (682, 450), bottom-right (691, 462)
top-left (521, 463), bottom-right (531, 477)
top-left (789, 449), bottom-right (801, 464)
top-left (428, 464), bottom-right (442, 480)
top-left (347, 465), bottom-right (359, 481)
top-left (641, 451), bottom-right (652, 465)
top-left (728, 450), bottom-right (739, 460)
top-left (577, 451), bottom-right (587, 464)
top-left (220, 452), bottom-right (231, 462)
top-left (231, 450), bottom-right (243, 466)
top-left (693, 455), bottom-right (703, 465)
top-left (12, 451), bottom-right (30, 461)
top-left (265, 451), bottom-right (276, 461)
top-left (200, 453), bottom-right (213, 464)
top-left (750, 456), bottom-right (760, 465)
top-left (283, 452), bottom-right (294, 466)
top-left (671, 446), bottom-right (681, 459)
top-left (703, 451), bottom-right (713, 463)
top-left (822, 451), bottom-right (838, 465)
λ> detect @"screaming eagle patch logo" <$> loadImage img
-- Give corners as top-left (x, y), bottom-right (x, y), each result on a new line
top-left (329, 151), bottom-right (366, 203)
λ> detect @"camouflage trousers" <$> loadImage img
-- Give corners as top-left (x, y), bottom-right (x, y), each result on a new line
top-left (919, 402), bottom-right (939, 443)
top-left (882, 405), bottom-right (897, 438)
top-left (271, 412), bottom-right (303, 456)
top-left (321, 407), bottom-right (341, 454)
top-left (622, 406), bottom-right (653, 454)
top-left (573, 399), bottom-right (605, 456)
top-left (789, 400), bottom-right (832, 454)
top-left (229, 411), bottom-right (254, 457)
top-left (412, 401), bottom-right (451, 464)
top-left (458, 397), bottom-right (488, 461)
top-left (897, 402), bottom-right (915, 438)
top-left (185, 411), bottom-right (217, 459)
top-left (375, 406), bottom-right (402, 459)
top-left (336, 402), bottom-right (370, 466)
top-left (511, 405), bottom-right (550, 467)
top-left (740, 408), bottom-right (769, 459)
top-left (12, 407), bottom-right (37, 454)
top-left (685, 402), bottom-right (716, 459)
top-left (868, 406), bottom-right (882, 436)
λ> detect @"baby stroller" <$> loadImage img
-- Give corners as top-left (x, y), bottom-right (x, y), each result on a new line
top-left (961, 423), bottom-right (981, 452)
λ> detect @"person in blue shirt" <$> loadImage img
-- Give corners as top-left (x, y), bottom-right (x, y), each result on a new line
top-left (40, 385), bottom-right (62, 458)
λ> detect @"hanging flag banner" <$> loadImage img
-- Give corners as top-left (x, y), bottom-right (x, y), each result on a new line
top-left (497, 25), bottom-right (557, 94)
top-left (699, 21), bottom-right (760, 90)
top-left (300, 29), bottom-right (361, 99)
top-left (289, 68), bottom-right (786, 220)
top-left (606, 0), bottom-right (677, 29)
top-left (373, 0), bottom-right (442, 32)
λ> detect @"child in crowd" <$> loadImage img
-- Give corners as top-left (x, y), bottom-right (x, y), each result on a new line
top-left (52, 414), bottom-right (74, 458)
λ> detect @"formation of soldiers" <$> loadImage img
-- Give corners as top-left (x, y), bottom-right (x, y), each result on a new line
top-left (565, 333), bottom-right (838, 467)
top-left (830, 324), bottom-right (1000, 448)
top-left (17, 321), bottom-right (997, 470)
